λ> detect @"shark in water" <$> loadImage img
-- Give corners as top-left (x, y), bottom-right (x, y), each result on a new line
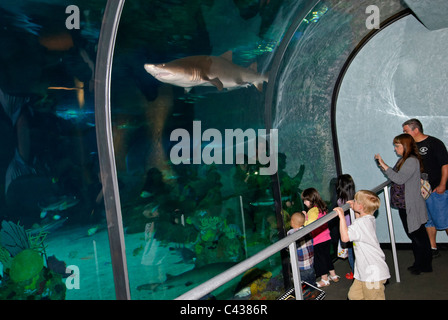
top-left (144, 51), bottom-right (268, 92)
top-left (39, 195), bottom-right (80, 219)
top-left (136, 262), bottom-right (236, 293)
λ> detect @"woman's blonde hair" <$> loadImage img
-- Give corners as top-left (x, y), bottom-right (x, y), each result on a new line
top-left (354, 190), bottom-right (381, 215)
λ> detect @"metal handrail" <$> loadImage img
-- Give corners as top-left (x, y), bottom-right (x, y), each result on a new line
top-left (176, 180), bottom-right (398, 300)
top-left (94, 0), bottom-right (130, 300)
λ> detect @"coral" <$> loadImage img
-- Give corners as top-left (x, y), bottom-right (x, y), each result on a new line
top-left (199, 216), bottom-right (221, 231)
top-left (249, 272), bottom-right (272, 296)
top-left (251, 291), bottom-right (280, 300)
top-left (198, 215), bottom-right (222, 242)
top-left (250, 280), bottom-right (265, 295)
top-left (0, 267), bottom-right (66, 300)
top-left (0, 221), bottom-right (66, 300)
top-left (217, 236), bottom-right (244, 262)
top-left (200, 228), bottom-right (217, 242)
top-left (0, 221), bottom-right (30, 257)
top-left (0, 246), bottom-right (12, 270)
top-left (188, 211), bottom-right (246, 265)
top-left (223, 223), bottom-right (242, 240)
top-left (27, 230), bottom-right (48, 255)
top-left (194, 243), bottom-right (204, 255)
top-left (9, 249), bottom-right (44, 283)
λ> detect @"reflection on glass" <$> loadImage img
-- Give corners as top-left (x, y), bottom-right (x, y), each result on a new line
top-left (0, 0), bottom-right (407, 301)
top-left (113, 0), bottom-right (310, 300)
top-left (0, 1), bottom-right (113, 300)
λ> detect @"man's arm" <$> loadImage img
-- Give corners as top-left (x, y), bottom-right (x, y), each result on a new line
top-left (435, 164), bottom-right (448, 194)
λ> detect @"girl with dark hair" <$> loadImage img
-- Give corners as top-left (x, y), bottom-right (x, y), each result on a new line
top-left (337, 174), bottom-right (356, 204)
top-left (336, 174), bottom-right (356, 278)
top-left (301, 188), bottom-right (339, 287)
top-left (375, 133), bottom-right (432, 275)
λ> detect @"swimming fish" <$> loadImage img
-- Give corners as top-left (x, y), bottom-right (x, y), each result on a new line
top-left (39, 195), bottom-right (80, 219)
top-left (250, 195), bottom-right (291, 207)
top-left (87, 225), bottom-right (99, 236)
top-left (136, 262), bottom-right (236, 292)
top-left (27, 217), bottom-right (68, 237)
top-left (144, 51), bottom-right (268, 93)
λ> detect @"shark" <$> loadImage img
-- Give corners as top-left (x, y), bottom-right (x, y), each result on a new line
top-left (144, 51), bottom-right (268, 92)
top-left (136, 262), bottom-right (236, 293)
top-left (39, 195), bottom-right (80, 219)
top-left (27, 217), bottom-right (69, 237)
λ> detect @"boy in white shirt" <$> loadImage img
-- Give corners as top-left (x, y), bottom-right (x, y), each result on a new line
top-left (334, 190), bottom-right (390, 300)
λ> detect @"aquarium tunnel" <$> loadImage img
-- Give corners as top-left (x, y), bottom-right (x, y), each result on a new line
top-left (0, 0), bottom-right (447, 300)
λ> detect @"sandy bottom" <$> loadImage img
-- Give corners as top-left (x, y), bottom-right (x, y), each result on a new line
top-left (44, 222), bottom-right (249, 300)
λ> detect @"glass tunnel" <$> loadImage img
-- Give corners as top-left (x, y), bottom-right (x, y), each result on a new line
top-left (0, 0), bottom-right (446, 300)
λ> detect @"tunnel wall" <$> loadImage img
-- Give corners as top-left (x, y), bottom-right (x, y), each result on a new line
top-left (336, 14), bottom-right (448, 243)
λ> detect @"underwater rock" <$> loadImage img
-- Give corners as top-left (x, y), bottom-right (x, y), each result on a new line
top-left (46, 255), bottom-right (70, 278)
top-left (9, 249), bottom-right (43, 283)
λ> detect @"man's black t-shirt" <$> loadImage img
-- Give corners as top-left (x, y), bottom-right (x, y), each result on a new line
top-left (417, 136), bottom-right (448, 190)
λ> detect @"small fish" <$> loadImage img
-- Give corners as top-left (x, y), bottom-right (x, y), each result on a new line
top-left (140, 191), bottom-right (153, 198)
top-left (133, 245), bottom-right (144, 256)
top-left (87, 225), bottom-right (99, 236)
top-left (54, 108), bottom-right (94, 121)
top-left (250, 196), bottom-right (291, 207)
top-left (235, 287), bottom-right (251, 298)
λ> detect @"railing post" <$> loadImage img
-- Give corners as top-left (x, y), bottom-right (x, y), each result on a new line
top-left (94, 0), bottom-right (130, 299)
top-left (288, 241), bottom-right (303, 300)
top-left (176, 183), bottom-right (397, 300)
top-left (383, 185), bottom-right (401, 283)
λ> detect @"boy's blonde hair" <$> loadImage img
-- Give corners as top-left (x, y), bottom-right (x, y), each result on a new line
top-left (354, 190), bottom-right (381, 215)
top-left (290, 212), bottom-right (305, 229)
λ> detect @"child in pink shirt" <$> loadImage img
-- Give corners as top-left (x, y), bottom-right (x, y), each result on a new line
top-left (302, 188), bottom-right (339, 287)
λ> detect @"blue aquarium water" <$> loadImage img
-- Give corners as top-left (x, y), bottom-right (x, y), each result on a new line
top-left (0, 0), bottom-right (410, 300)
